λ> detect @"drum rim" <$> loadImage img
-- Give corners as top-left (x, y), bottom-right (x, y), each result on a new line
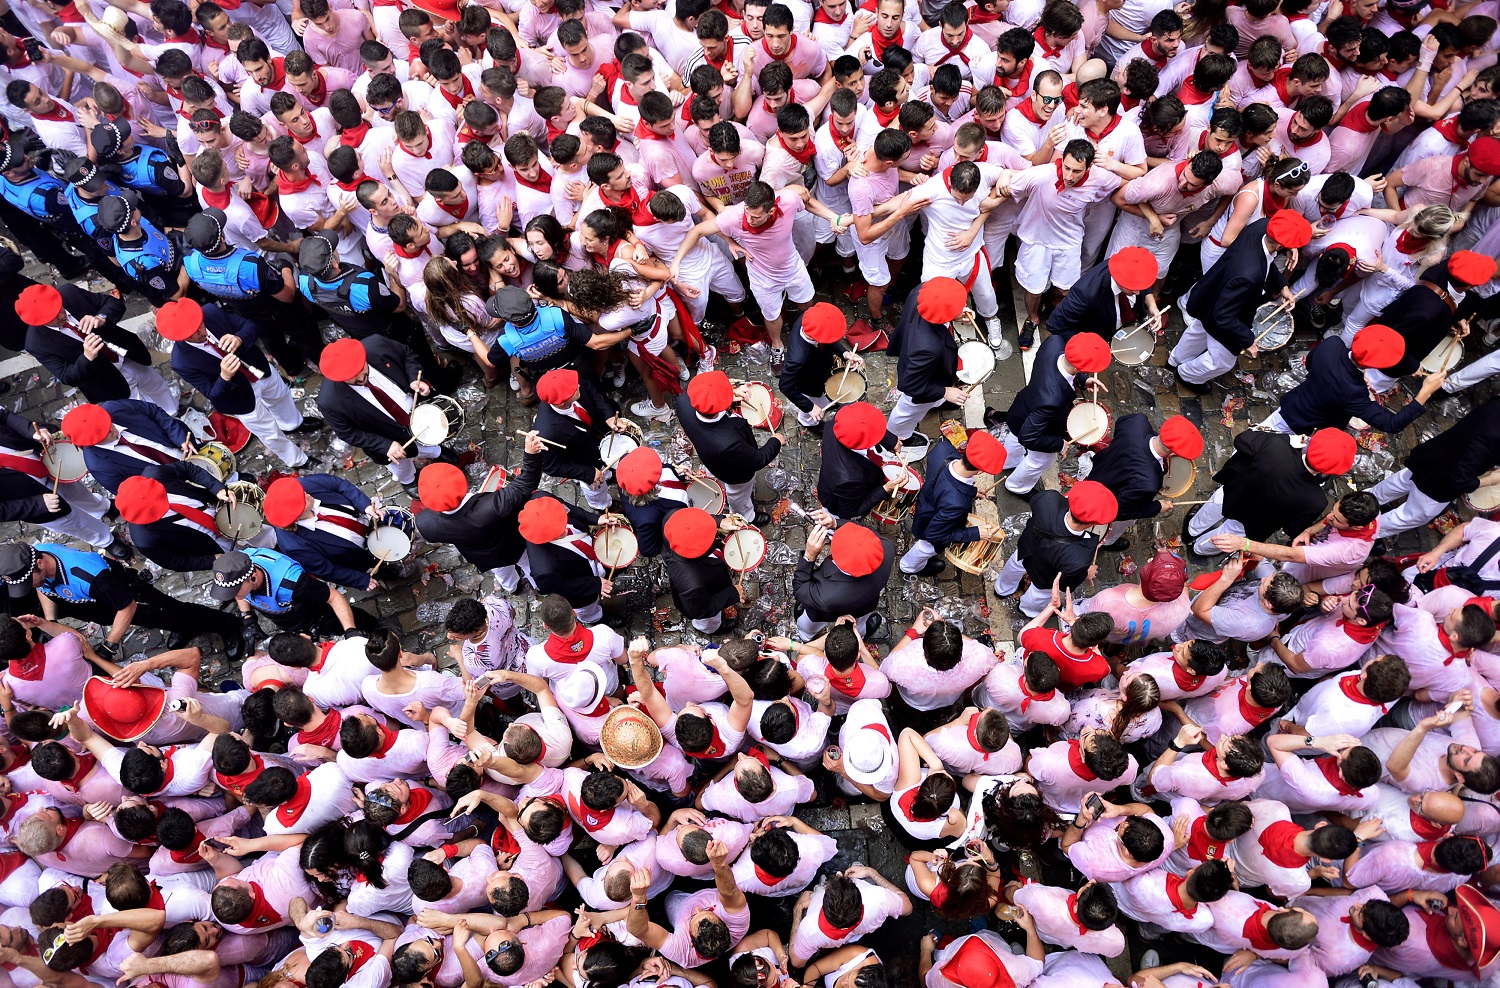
top-left (594, 525), bottom-right (640, 567)
top-left (723, 527), bottom-right (766, 570)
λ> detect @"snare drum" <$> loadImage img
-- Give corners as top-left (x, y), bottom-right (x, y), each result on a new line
top-left (367, 507), bottom-right (417, 562)
top-left (1111, 324), bottom-right (1156, 366)
top-left (593, 520), bottom-right (640, 570)
top-left (478, 466), bottom-right (507, 492)
top-left (956, 341), bottom-right (996, 386)
top-left (215, 481), bottom-right (265, 541)
top-left (871, 462), bottom-right (923, 525)
top-left (824, 367), bottom-right (868, 405)
top-left (41, 441), bottom-right (88, 484)
top-left (1160, 456), bottom-right (1197, 498)
top-left (1066, 401), bottom-right (1112, 448)
top-left (410, 395), bottom-right (466, 446)
top-left (1421, 335), bottom-right (1464, 374)
top-left (1252, 301), bottom-right (1296, 351)
top-left (944, 513), bottom-right (1005, 575)
top-left (739, 382), bottom-right (784, 431)
top-left (1464, 485), bottom-right (1500, 511)
top-left (599, 430), bottom-right (640, 469)
top-left (952, 309), bottom-right (982, 344)
top-left (186, 441), bottom-right (236, 482)
top-left (687, 476), bottom-right (727, 514)
top-left (722, 526), bottom-right (767, 571)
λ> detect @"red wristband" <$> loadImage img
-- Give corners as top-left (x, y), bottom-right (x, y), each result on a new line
top-left (441, 843), bottom-right (458, 858)
top-left (904, 628), bottom-right (920, 642)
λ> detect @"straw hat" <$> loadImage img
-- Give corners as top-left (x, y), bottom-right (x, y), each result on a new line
top-left (87, 7), bottom-right (138, 49)
top-left (600, 705), bottom-right (663, 770)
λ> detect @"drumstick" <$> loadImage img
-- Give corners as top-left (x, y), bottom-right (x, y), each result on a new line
top-left (515, 429), bottom-right (567, 449)
top-left (412, 371), bottom-right (423, 394)
top-left (368, 547), bottom-right (390, 576)
top-left (207, 332), bottom-right (267, 380)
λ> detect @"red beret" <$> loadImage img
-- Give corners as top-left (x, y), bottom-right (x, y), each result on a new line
top-left (1451, 250), bottom-right (1498, 288)
top-left (1306, 428), bottom-right (1356, 475)
top-left (412, 0), bottom-right (458, 20)
top-left (15, 284), bottom-right (62, 327)
top-left (830, 523), bottom-right (884, 577)
top-left (916, 277), bottom-right (967, 324)
top-left (535, 368), bottom-right (580, 406)
top-left (155, 299), bottom-right (204, 342)
top-left (1267, 210), bottom-right (1312, 249)
top-left (116, 476), bottom-right (168, 525)
top-left (262, 477), bottom-right (309, 528)
top-left (616, 447), bottom-right (663, 496)
top-left (964, 431), bottom-right (1007, 474)
top-left (1351, 324), bottom-right (1405, 370)
top-left (1067, 480), bottom-right (1118, 526)
top-left (418, 463), bottom-right (469, 512)
top-left (1469, 135), bottom-right (1500, 177)
top-left (518, 497), bottom-right (569, 543)
top-left (801, 302), bottom-right (848, 344)
top-left (319, 338), bottom-right (367, 383)
top-left (1108, 246), bottom-right (1158, 292)
top-left (62, 404), bottom-right (112, 446)
top-left (1064, 333), bottom-right (1111, 374)
top-left (664, 506), bottom-right (718, 558)
top-left (687, 371), bottom-right (735, 415)
top-left (1158, 415), bottom-right (1204, 459)
top-left (832, 401), bottom-right (887, 450)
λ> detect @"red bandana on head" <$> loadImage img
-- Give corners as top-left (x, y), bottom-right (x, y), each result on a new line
top-left (817, 904), bottom-right (862, 939)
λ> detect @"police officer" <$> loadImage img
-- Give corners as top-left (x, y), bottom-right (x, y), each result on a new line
top-left (0, 541), bottom-right (243, 659)
top-left (95, 190), bottom-right (187, 306)
top-left (0, 139), bottom-right (96, 280)
top-left (90, 120), bottom-right (197, 229)
top-left (486, 286), bottom-right (630, 406)
top-left (210, 547), bottom-right (376, 653)
top-left (57, 156), bottom-right (139, 294)
top-left (182, 209), bottom-right (319, 374)
top-left (898, 432), bottom-right (1007, 576)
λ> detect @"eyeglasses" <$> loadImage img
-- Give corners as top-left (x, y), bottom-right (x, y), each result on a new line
top-left (371, 103), bottom-right (397, 116)
top-left (1037, 94), bottom-right (1062, 106)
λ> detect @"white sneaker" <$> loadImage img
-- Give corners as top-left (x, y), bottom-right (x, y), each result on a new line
top-left (631, 399), bottom-right (672, 421)
top-left (697, 344), bottom-right (718, 373)
top-left (677, 363), bottom-right (691, 382)
top-left (509, 371), bottom-right (521, 392)
top-left (984, 316), bottom-right (1004, 348)
top-left (609, 364), bottom-right (627, 387)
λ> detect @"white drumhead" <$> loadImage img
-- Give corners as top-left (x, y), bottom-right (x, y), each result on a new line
top-left (1421, 337), bottom-right (1464, 374)
top-left (723, 529), bottom-right (766, 571)
top-left (825, 369), bottom-right (867, 404)
top-left (367, 527), bottom-right (414, 560)
top-left (1066, 403), bottom-right (1110, 445)
top-left (1111, 325), bottom-right (1155, 366)
top-left (882, 463), bottom-right (921, 492)
top-left (956, 342), bottom-right (995, 385)
top-left (215, 502), bottom-right (264, 540)
top-left (1469, 486), bottom-right (1500, 511)
top-left (410, 403), bottom-right (451, 445)
top-left (42, 442), bottom-right (87, 482)
top-left (594, 526), bottom-right (639, 568)
top-left (599, 432), bottom-right (639, 468)
top-left (1160, 456), bottom-right (1196, 497)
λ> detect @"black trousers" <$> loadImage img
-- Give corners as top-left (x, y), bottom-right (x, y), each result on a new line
top-left (51, 585), bottom-right (244, 643)
top-left (258, 598), bottom-right (381, 637)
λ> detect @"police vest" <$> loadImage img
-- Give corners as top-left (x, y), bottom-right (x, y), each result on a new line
top-left (184, 248), bottom-right (263, 301)
top-left (498, 305), bottom-right (568, 364)
top-left (0, 172), bottom-right (62, 223)
top-left (114, 221), bottom-right (179, 290)
top-left (35, 544), bottom-right (112, 603)
top-left (243, 547), bottom-right (304, 615)
top-left (113, 148), bottom-right (174, 196)
top-left (297, 271), bottom-right (386, 334)
top-left (64, 182), bottom-right (123, 248)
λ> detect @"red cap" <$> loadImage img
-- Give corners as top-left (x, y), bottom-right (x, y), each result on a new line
top-left (262, 477), bottom-right (309, 527)
top-left (155, 298), bottom-right (204, 341)
top-left (1158, 415), bottom-right (1204, 459)
top-left (1306, 428), bottom-right (1356, 475)
top-left (687, 371), bottom-right (735, 415)
top-left (664, 506), bottom-right (718, 558)
top-left (1267, 210), bottom-right (1313, 249)
top-left (80, 677), bottom-right (167, 743)
top-left (1457, 884), bottom-right (1500, 978)
top-left (964, 431), bottom-right (1007, 474)
top-left (1067, 480), bottom-right (1118, 526)
top-left (535, 368), bottom-right (580, 405)
top-left (801, 302), bottom-right (847, 344)
top-left (1469, 136), bottom-right (1500, 177)
top-left (832, 401), bottom-right (887, 450)
top-left (518, 497), bottom-right (569, 543)
top-left (413, 0), bottom-right (458, 19)
top-left (1139, 549), bottom-right (1188, 602)
top-left (1064, 333), bottom-right (1111, 373)
top-left (15, 284), bottom-right (62, 326)
top-left (319, 338), bottom-right (367, 382)
top-left (62, 404), bottom-right (112, 446)
top-left (1451, 250), bottom-right (1497, 288)
top-left (1108, 246), bottom-right (1158, 292)
top-left (830, 523), bottom-right (884, 577)
top-left (418, 463), bottom-right (469, 512)
top-left (916, 277), bottom-right (967, 324)
top-left (1350, 324), bottom-right (1405, 369)
top-left (616, 447), bottom-right (663, 496)
top-left (115, 476), bottom-right (168, 525)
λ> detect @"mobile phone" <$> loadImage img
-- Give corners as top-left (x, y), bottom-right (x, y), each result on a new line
top-left (20, 38), bottom-right (41, 61)
top-left (204, 838), bottom-right (230, 851)
top-left (1446, 698), bottom-right (1466, 714)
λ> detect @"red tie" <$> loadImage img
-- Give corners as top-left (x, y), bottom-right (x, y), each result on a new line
top-left (121, 436), bottom-right (174, 464)
top-left (570, 402), bottom-right (593, 426)
top-left (1117, 292), bottom-right (1136, 326)
top-left (169, 498), bottom-right (220, 534)
top-left (210, 342), bottom-right (256, 382)
top-left (367, 383), bottom-right (410, 426)
top-left (66, 325), bottom-right (118, 364)
top-left (316, 509), bottom-right (368, 537)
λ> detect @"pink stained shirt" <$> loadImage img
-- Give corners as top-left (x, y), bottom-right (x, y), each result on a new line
top-left (360, 670), bottom-right (467, 728)
top-left (413, 843), bottom-right (496, 913)
top-left (148, 806), bottom-right (254, 878)
top-left (32, 819), bottom-right (139, 878)
top-left (1375, 604), bottom-right (1470, 701)
top-left (981, 659), bottom-right (1069, 730)
top-left (636, 129), bottom-right (700, 189)
top-left (660, 889), bottom-right (752, 968)
top-left (559, 767), bottom-right (657, 846)
top-left (713, 192), bottom-right (807, 280)
top-left (336, 725), bottom-right (431, 782)
top-left (1326, 102), bottom-right (1385, 175)
top-left (699, 766), bottom-right (815, 821)
top-left (795, 654), bottom-right (891, 715)
top-left (924, 714), bottom-right (1022, 775)
top-left (692, 143), bottom-right (767, 205)
top-left (1128, 650), bottom-right (1227, 702)
top-left (1285, 673), bottom-right (1389, 737)
top-left (1114, 869), bottom-right (1215, 935)
top-left (1255, 754), bottom-right (1375, 816)
top-left (745, 35), bottom-right (828, 89)
top-left (1297, 886), bottom-right (1388, 978)
top-left (1149, 749), bottom-right (1264, 803)
top-left (1282, 523), bottom-right (1380, 583)
top-left (655, 647), bottom-right (728, 709)
top-left (1279, 609), bottom-right (1379, 679)
top-left (656, 817), bottom-right (754, 879)
top-left (2, 633), bottom-right (89, 711)
top-left (1029, 739), bottom-right (1139, 814)
top-left (508, 915), bottom-right (573, 984)
top-left (881, 634), bottom-right (999, 711)
top-left (302, 9), bottom-right (370, 76)
top-left (1344, 839), bottom-right (1469, 894)
top-left (1397, 152), bottom-right (1493, 212)
top-left (731, 830), bottom-right (838, 896)
top-left (1009, 161), bottom-right (1123, 247)
top-left (1194, 890), bottom-right (1310, 962)
top-left (925, 933), bottom-right (1044, 988)
top-left (1065, 814), bottom-right (1172, 882)
top-left (1011, 882), bottom-right (1126, 956)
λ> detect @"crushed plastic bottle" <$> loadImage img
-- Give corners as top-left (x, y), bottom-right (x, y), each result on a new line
top-left (414, 602), bottom-right (455, 624)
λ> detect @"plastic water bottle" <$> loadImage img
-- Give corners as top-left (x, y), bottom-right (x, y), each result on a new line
top-left (314, 916), bottom-right (334, 935)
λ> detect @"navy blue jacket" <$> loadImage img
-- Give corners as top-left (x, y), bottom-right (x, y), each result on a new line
top-left (522, 494), bottom-right (602, 607)
top-left (1214, 431), bottom-right (1328, 541)
top-left (1046, 260), bottom-right (1136, 340)
top-left (910, 440), bottom-right (981, 547)
top-left (1278, 339), bottom-right (1427, 435)
top-left (891, 283), bottom-right (959, 403)
top-left (675, 397), bottom-right (781, 486)
top-left (534, 377), bottom-right (618, 483)
top-left (125, 462), bottom-right (229, 573)
top-left (1407, 400), bottom-right (1500, 502)
top-left (271, 474), bottom-right (377, 590)
top-left (0, 409), bottom-right (67, 526)
top-left (779, 315), bottom-right (850, 413)
top-left (662, 505), bottom-right (740, 618)
top-left (416, 452), bottom-right (542, 570)
top-left (81, 399), bottom-right (191, 494)
top-left (316, 336), bottom-right (424, 464)
top-left (617, 470), bottom-right (692, 558)
top-left (1375, 260), bottom-right (1480, 378)
top-left (1087, 413), bottom-right (1167, 521)
top-left (794, 531), bottom-right (894, 622)
top-left (1004, 334), bottom-right (1074, 453)
top-left (1186, 217), bottom-right (1287, 352)
top-left (23, 285), bottom-right (141, 403)
top-left (1016, 490), bottom-right (1100, 592)
top-left (167, 304), bottom-right (274, 417)
top-left (817, 426), bottom-right (900, 520)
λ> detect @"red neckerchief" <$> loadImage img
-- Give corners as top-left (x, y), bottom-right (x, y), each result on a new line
top-left (760, 34), bottom-right (797, 62)
top-left (0, 795), bottom-right (25, 829)
top-left (1341, 102), bottom-right (1379, 134)
top-left (1187, 816), bottom-right (1226, 860)
top-left (897, 785), bottom-right (940, 822)
top-left (1178, 76), bottom-right (1215, 105)
top-left (685, 717), bottom-right (728, 759)
top-left (566, 787), bottom-right (616, 831)
top-left (601, 183), bottom-right (657, 225)
top-left (290, 120), bottom-right (321, 146)
top-left (216, 753), bottom-right (265, 797)
top-left (346, 941), bottom-right (377, 975)
top-left (169, 830), bottom-right (206, 864)
top-left (1262, 178), bottom-right (1290, 217)
top-left (511, 166), bottom-right (553, 193)
top-left (544, 624), bottom-right (595, 663)
top-left (8, 641), bottom-right (46, 680)
top-left (0, 851), bottom-right (27, 884)
top-left (1200, 750), bottom-right (1235, 784)
top-left (201, 185), bottom-right (232, 210)
top-left (1337, 616), bottom-right (1383, 644)
top-left (152, 750), bottom-right (177, 794)
top-left (1086, 113), bottom-right (1122, 143)
top-left (706, 37), bottom-right (734, 71)
top-left (1172, 660), bottom-right (1205, 692)
top-left (33, 104), bottom-right (75, 123)
top-left (1343, 915), bottom-right (1377, 951)
top-left (1422, 906), bottom-right (1473, 972)
top-left (1138, 35), bottom-right (1169, 68)
top-left (202, 33), bottom-right (229, 53)
top-left (1337, 674), bottom-right (1383, 708)
top-left (1317, 755), bottom-right (1364, 797)
top-left (1259, 820), bottom-right (1310, 868)
top-left (340, 121), bottom-right (371, 147)
top-left (870, 23), bottom-right (899, 61)
top-left (1121, 92), bottom-right (1141, 112)
top-left (1396, 230), bottom-right (1432, 255)
top-left (830, 121), bottom-right (859, 158)
top-left (1272, 67), bottom-right (1296, 107)
top-left (53, 816), bottom-right (84, 857)
top-left (435, 191), bottom-right (469, 220)
top-left (817, 904), bottom-right (862, 939)
top-left (1417, 839), bottom-right (1447, 870)
top-left (492, 820), bottom-right (521, 858)
top-left (1243, 904), bottom-right (1281, 951)
top-left (372, 721), bottom-right (401, 757)
top-left (55, 2), bottom-right (84, 22)
top-left (827, 662), bottom-right (867, 696)
top-left (392, 239), bottom-right (432, 261)
top-left (1289, 124), bottom-right (1323, 149)
top-left (546, 118), bottom-right (570, 143)
top-left (438, 75), bottom-right (474, 110)
top-left (333, 173), bottom-right (369, 193)
top-left (1032, 25), bottom-right (1064, 58)
top-left (311, 640), bottom-right (336, 673)
top-left (1064, 894), bottom-right (1090, 934)
top-left (1236, 681), bottom-right (1278, 726)
top-left (277, 170), bottom-right (320, 195)
top-left (1018, 678), bottom-right (1055, 711)
top-left (778, 134), bottom-right (816, 165)
top-left (1438, 624), bottom-right (1472, 664)
top-left (1163, 873), bottom-right (1196, 916)
top-left (1433, 116), bottom-right (1465, 146)
top-left (265, 58), bottom-right (287, 92)
top-left (1066, 741), bottom-right (1096, 781)
top-left (1055, 158), bottom-right (1089, 192)
top-left (742, 203), bottom-right (783, 232)
top-left (964, 712), bottom-right (987, 752)
top-left (873, 103), bottom-right (900, 126)
top-left (302, 70), bottom-right (329, 107)
top-left (936, 28), bottom-right (974, 66)
top-left (812, 4), bottom-right (847, 23)
top-left (61, 753), bottom-right (98, 793)
top-left (406, 126), bottom-right (435, 160)
top-left (998, 58), bottom-right (1033, 93)
top-left (1451, 152), bottom-right (1481, 194)
top-left (1412, 810), bottom-right (1452, 840)
top-left (1016, 97), bottom-right (1047, 126)
top-left (166, 27), bottom-right (201, 45)
top-left (392, 786), bottom-right (434, 824)
top-left (275, 775), bottom-right (314, 826)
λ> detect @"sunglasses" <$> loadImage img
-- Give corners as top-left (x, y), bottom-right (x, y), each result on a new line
top-left (1037, 94), bottom-right (1062, 105)
top-left (484, 940), bottom-right (521, 966)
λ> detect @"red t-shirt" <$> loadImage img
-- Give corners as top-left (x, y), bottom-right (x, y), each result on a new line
top-left (1019, 628), bottom-right (1109, 688)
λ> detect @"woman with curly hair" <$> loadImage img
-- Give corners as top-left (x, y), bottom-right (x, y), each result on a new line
top-left (422, 256), bottom-right (501, 385)
top-left (565, 263), bottom-right (681, 420)
top-left (979, 775), bottom-right (1065, 851)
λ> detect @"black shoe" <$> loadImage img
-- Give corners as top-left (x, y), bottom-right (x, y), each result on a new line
top-left (1100, 538), bottom-right (1130, 553)
top-left (167, 631), bottom-right (194, 650)
top-left (863, 612), bottom-right (888, 641)
top-left (1173, 367), bottom-right (1213, 395)
top-left (802, 420), bottom-right (824, 436)
top-left (104, 540), bottom-right (135, 563)
top-left (1372, 538), bottom-right (1390, 558)
top-left (753, 511), bottom-right (773, 527)
top-left (916, 558), bottom-right (946, 577)
top-left (1018, 321), bottom-right (1037, 350)
top-left (104, 504), bottom-right (120, 523)
top-left (288, 416), bottom-right (324, 434)
top-left (1181, 504), bottom-right (1204, 553)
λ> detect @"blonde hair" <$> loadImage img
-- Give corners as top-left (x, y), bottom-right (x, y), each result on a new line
top-left (14, 815), bottom-right (62, 857)
top-left (1409, 205), bottom-right (1464, 268)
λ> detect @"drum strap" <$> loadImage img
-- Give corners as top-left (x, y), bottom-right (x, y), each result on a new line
top-left (119, 435), bottom-right (176, 464)
top-left (312, 504), bottom-right (369, 543)
top-left (0, 448), bottom-right (47, 479)
top-left (359, 371), bottom-right (412, 426)
top-left (167, 497), bottom-right (220, 537)
top-left (1420, 281), bottom-right (1456, 313)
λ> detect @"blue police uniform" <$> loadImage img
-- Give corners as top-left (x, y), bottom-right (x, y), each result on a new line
top-left (112, 215), bottom-right (180, 303)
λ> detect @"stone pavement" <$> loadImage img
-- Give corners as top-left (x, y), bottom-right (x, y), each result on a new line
top-left (1, 241), bottom-right (1493, 978)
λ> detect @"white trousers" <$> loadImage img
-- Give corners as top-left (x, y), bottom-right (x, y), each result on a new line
top-left (58, 480), bottom-right (109, 517)
top-left (491, 555), bottom-right (530, 594)
top-left (576, 599), bottom-right (604, 624)
top-left (1445, 348), bottom-right (1500, 393)
top-left (1364, 367), bottom-right (1399, 393)
top-left (993, 553), bottom-right (1052, 616)
top-left (692, 614), bottom-right (725, 633)
top-left (388, 444), bottom-right (442, 484)
top-left (583, 477), bottom-right (613, 510)
top-left (121, 359), bottom-right (179, 412)
top-left (795, 609), bottom-right (875, 639)
top-left (1370, 467), bottom-right (1449, 537)
top-left (1185, 487), bottom-right (1248, 555)
top-left (887, 391), bottom-right (942, 440)
top-left (239, 373), bottom-right (308, 468)
top-left (1168, 312), bottom-right (1239, 385)
top-left (44, 501), bottom-right (114, 547)
top-left (899, 539), bottom-right (938, 573)
top-left (722, 478), bottom-right (755, 519)
top-left (1000, 427), bottom-right (1056, 496)
top-left (1260, 408), bottom-right (1295, 434)
top-left (796, 396), bottom-right (831, 428)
